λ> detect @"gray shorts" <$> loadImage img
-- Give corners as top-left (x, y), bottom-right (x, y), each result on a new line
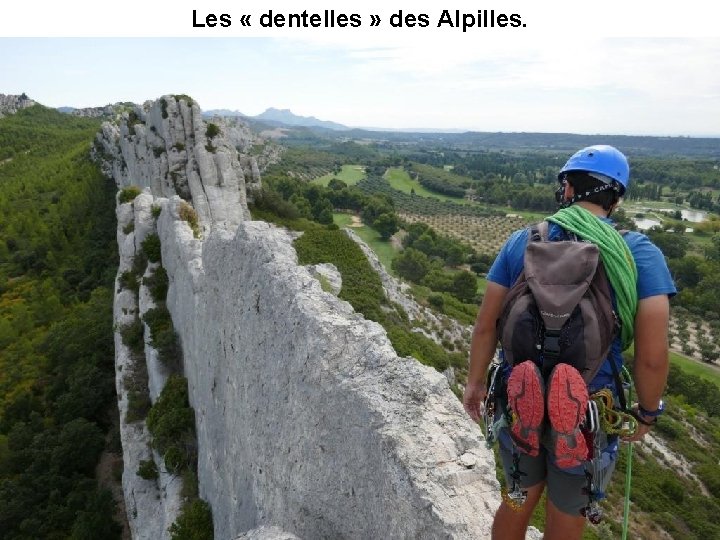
top-left (498, 438), bottom-right (617, 516)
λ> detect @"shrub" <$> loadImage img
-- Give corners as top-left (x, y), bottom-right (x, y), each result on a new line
top-left (181, 468), bottom-right (199, 500)
top-left (122, 222), bottom-right (135, 235)
top-left (164, 446), bottom-right (185, 473)
top-left (142, 306), bottom-right (180, 366)
top-left (250, 188), bottom-right (300, 219)
top-left (132, 251), bottom-right (149, 280)
top-left (119, 186), bottom-right (142, 204)
top-left (127, 111), bottom-right (141, 127)
top-left (386, 324), bottom-right (449, 371)
top-left (137, 459), bottom-right (158, 480)
top-left (173, 142), bottom-right (185, 152)
top-left (205, 123), bottom-right (220, 140)
top-left (147, 375), bottom-right (196, 473)
top-left (142, 234), bottom-right (162, 263)
top-left (119, 270), bottom-right (139, 293)
top-left (173, 94), bottom-right (194, 106)
top-left (151, 205), bottom-right (162, 219)
top-left (144, 266), bottom-right (169, 302)
top-left (126, 390), bottom-right (151, 423)
top-left (119, 319), bottom-right (144, 354)
top-left (161, 98), bottom-right (169, 119)
top-left (294, 228), bottom-right (386, 324)
top-left (179, 202), bottom-right (200, 238)
top-left (169, 499), bottom-right (213, 540)
top-left (392, 248), bottom-right (430, 283)
top-left (428, 293), bottom-right (445, 310)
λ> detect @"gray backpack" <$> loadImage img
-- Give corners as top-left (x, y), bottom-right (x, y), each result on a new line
top-left (497, 221), bottom-right (619, 383)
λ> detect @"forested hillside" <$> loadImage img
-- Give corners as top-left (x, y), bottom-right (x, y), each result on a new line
top-left (0, 106), bottom-right (121, 538)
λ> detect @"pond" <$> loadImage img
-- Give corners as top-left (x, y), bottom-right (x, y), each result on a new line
top-left (681, 209), bottom-right (708, 223)
top-left (633, 217), bottom-right (661, 231)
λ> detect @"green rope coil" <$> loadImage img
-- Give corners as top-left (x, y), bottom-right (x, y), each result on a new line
top-left (547, 205), bottom-right (638, 349)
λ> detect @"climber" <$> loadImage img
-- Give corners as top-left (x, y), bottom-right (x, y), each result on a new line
top-left (463, 145), bottom-right (676, 539)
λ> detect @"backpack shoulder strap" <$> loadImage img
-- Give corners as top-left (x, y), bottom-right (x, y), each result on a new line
top-left (528, 221), bottom-right (550, 243)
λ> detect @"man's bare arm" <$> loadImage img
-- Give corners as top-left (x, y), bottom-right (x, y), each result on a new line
top-left (463, 282), bottom-right (509, 421)
top-left (627, 294), bottom-right (670, 440)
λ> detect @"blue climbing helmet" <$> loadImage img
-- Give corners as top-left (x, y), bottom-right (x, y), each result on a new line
top-left (558, 145), bottom-right (630, 195)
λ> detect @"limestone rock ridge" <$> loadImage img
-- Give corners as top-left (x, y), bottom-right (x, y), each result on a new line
top-left (100, 95), bottom-right (533, 539)
top-left (0, 93), bottom-right (36, 117)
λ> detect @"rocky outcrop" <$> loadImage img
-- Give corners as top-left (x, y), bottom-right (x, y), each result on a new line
top-left (61, 104), bottom-right (119, 118)
top-left (104, 96), bottom-right (541, 539)
top-left (0, 93), bottom-right (36, 117)
top-left (96, 96), bottom-right (254, 234)
top-left (157, 206), bottom-right (501, 539)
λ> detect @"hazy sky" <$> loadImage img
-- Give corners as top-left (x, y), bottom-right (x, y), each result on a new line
top-left (2, 37), bottom-right (719, 136)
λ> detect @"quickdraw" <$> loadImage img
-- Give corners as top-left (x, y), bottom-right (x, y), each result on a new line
top-left (503, 452), bottom-right (528, 511)
top-left (483, 360), bottom-right (501, 448)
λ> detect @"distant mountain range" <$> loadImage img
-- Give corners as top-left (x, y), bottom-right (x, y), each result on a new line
top-left (46, 98), bottom-right (719, 157)
top-left (203, 107), bottom-right (348, 131)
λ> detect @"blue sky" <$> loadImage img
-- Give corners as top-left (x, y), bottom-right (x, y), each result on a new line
top-left (2, 37), bottom-right (719, 136)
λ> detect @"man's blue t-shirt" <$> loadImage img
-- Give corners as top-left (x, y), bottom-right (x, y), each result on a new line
top-left (487, 218), bottom-right (677, 392)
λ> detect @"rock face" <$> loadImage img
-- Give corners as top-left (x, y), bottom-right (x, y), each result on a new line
top-left (159, 211), bottom-right (500, 539)
top-left (103, 96), bottom-right (542, 539)
top-left (60, 104), bottom-right (119, 118)
top-left (0, 93), bottom-right (36, 117)
top-left (96, 96), bottom-right (255, 234)
top-left (115, 192), bottom-right (183, 539)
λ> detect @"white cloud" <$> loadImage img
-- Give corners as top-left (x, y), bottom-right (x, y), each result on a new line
top-left (1, 37), bottom-right (718, 135)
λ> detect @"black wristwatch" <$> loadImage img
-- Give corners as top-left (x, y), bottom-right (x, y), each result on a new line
top-left (638, 400), bottom-right (665, 418)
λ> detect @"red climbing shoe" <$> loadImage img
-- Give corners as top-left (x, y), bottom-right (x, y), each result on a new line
top-left (507, 360), bottom-right (545, 457)
top-left (547, 364), bottom-right (589, 469)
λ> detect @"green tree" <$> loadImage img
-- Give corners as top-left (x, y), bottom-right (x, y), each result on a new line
top-left (451, 271), bottom-right (478, 303)
top-left (392, 248), bottom-right (431, 283)
top-left (372, 212), bottom-right (399, 240)
top-left (169, 499), bottom-right (214, 540)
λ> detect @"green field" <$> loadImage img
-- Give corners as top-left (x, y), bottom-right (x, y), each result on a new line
top-left (670, 350), bottom-right (720, 388)
top-left (333, 213), bottom-right (399, 274)
top-left (384, 167), bottom-right (469, 203)
top-left (626, 343), bottom-right (720, 388)
top-left (313, 164), bottom-right (366, 186)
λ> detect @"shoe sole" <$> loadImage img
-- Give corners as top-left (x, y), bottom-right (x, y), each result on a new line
top-left (547, 364), bottom-right (589, 469)
top-left (507, 360), bottom-right (545, 457)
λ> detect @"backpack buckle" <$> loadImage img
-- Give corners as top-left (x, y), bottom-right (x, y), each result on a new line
top-left (543, 330), bottom-right (561, 359)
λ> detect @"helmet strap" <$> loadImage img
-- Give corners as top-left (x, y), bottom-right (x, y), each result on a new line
top-left (558, 181), bottom-right (620, 214)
